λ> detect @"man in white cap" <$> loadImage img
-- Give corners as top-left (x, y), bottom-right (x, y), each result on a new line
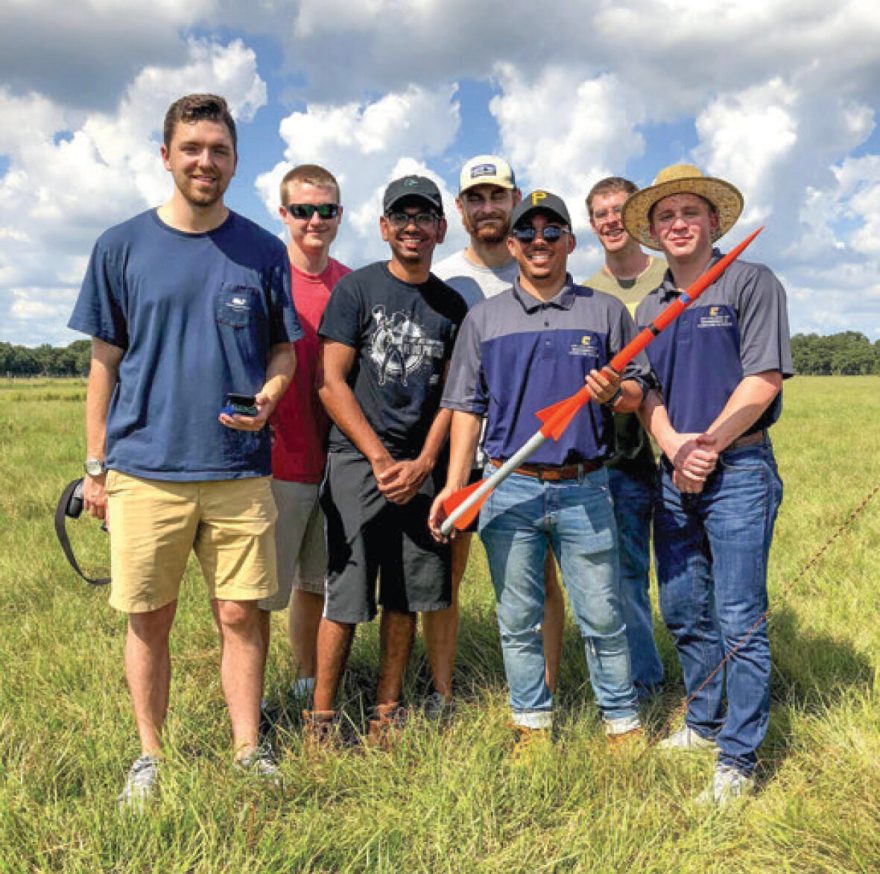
top-left (427, 157), bottom-right (566, 717)
top-left (584, 176), bottom-right (667, 699)
top-left (622, 164), bottom-right (792, 805)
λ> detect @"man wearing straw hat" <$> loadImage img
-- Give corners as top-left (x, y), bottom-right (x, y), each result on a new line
top-left (622, 164), bottom-right (792, 805)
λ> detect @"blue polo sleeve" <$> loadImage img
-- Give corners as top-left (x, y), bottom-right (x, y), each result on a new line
top-left (610, 297), bottom-right (653, 393)
top-left (737, 263), bottom-right (793, 377)
top-left (68, 236), bottom-right (129, 348)
top-left (441, 307), bottom-right (486, 414)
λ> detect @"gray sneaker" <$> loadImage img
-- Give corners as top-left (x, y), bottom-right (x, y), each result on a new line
top-left (423, 691), bottom-right (455, 723)
top-left (696, 763), bottom-right (755, 807)
top-left (657, 725), bottom-right (717, 752)
top-left (117, 754), bottom-right (159, 812)
top-left (236, 743), bottom-right (281, 787)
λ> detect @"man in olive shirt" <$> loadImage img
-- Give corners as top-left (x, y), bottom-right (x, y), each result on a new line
top-left (584, 176), bottom-right (666, 698)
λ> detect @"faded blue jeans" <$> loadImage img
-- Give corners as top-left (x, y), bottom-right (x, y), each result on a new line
top-left (653, 437), bottom-right (783, 776)
top-left (608, 467), bottom-right (664, 695)
top-left (479, 466), bottom-right (638, 729)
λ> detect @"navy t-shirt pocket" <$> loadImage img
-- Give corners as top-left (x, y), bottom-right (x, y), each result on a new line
top-left (216, 283), bottom-right (260, 328)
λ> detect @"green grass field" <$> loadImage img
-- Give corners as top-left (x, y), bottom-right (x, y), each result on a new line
top-left (1, 376), bottom-right (878, 873)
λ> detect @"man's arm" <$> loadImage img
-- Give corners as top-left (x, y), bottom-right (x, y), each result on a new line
top-left (639, 388), bottom-right (718, 491)
top-left (428, 410), bottom-right (483, 541)
top-left (219, 342), bottom-right (296, 432)
top-left (703, 371), bottom-right (782, 450)
top-left (317, 339), bottom-right (395, 482)
top-left (83, 337), bottom-right (124, 519)
top-left (377, 407), bottom-right (453, 505)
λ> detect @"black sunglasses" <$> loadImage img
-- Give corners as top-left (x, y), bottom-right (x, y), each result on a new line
top-left (285, 203), bottom-right (340, 220)
top-left (511, 225), bottom-right (568, 243)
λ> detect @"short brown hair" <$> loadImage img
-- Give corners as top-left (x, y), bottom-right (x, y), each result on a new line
top-left (163, 94), bottom-right (237, 154)
top-left (585, 176), bottom-right (637, 217)
top-left (279, 164), bottom-right (341, 205)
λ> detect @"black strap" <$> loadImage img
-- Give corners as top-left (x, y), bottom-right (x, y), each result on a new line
top-left (54, 479), bottom-right (111, 586)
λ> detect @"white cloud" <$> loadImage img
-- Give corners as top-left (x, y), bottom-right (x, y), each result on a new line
top-left (0, 37), bottom-right (267, 345)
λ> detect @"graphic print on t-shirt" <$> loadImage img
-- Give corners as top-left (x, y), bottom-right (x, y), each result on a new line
top-left (369, 305), bottom-right (446, 386)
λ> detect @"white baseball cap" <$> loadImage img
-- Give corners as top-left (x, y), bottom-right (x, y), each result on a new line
top-left (459, 155), bottom-right (517, 194)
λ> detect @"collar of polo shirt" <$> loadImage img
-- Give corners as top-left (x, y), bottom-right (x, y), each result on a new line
top-left (512, 272), bottom-right (578, 312)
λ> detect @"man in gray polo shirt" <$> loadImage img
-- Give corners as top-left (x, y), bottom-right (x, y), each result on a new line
top-left (623, 164), bottom-right (792, 805)
top-left (430, 191), bottom-right (648, 755)
top-left (426, 156), bottom-right (565, 715)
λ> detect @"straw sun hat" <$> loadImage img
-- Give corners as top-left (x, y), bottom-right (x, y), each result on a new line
top-left (621, 164), bottom-right (744, 251)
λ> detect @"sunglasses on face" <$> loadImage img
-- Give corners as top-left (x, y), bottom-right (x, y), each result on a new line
top-left (385, 211), bottom-right (440, 230)
top-left (285, 203), bottom-right (340, 220)
top-left (511, 224), bottom-right (568, 243)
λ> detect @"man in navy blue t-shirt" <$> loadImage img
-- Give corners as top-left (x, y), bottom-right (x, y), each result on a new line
top-left (69, 94), bottom-right (300, 807)
top-left (622, 164), bottom-right (792, 806)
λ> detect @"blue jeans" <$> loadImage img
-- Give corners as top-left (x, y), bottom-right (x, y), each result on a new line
top-left (608, 467), bottom-right (664, 695)
top-left (653, 438), bottom-right (783, 775)
top-left (479, 467), bottom-right (638, 728)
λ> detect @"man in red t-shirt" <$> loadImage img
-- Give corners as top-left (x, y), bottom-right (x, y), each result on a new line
top-left (259, 164), bottom-right (350, 704)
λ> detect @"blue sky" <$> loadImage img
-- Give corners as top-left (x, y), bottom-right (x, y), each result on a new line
top-left (3, 1), bottom-right (880, 345)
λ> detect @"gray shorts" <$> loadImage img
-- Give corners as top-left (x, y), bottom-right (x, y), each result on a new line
top-left (259, 479), bottom-right (327, 611)
top-left (320, 452), bottom-right (452, 624)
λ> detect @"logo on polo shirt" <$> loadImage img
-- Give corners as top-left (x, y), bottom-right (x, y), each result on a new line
top-left (569, 335), bottom-right (599, 357)
top-left (228, 296), bottom-right (249, 311)
top-left (698, 305), bottom-right (734, 329)
top-left (369, 305), bottom-right (445, 386)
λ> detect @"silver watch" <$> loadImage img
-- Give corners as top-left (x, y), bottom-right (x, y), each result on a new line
top-left (84, 457), bottom-right (106, 477)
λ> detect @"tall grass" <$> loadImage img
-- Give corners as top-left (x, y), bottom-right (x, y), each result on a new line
top-left (0, 376), bottom-right (878, 873)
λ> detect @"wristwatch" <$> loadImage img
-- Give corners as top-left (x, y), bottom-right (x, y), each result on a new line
top-left (84, 457), bottom-right (106, 477)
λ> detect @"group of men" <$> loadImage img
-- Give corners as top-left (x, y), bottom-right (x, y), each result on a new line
top-left (71, 93), bottom-right (791, 811)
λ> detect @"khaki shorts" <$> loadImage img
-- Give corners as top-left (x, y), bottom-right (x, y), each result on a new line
top-left (105, 471), bottom-right (278, 613)
top-left (259, 479), bottom-right (327, 611)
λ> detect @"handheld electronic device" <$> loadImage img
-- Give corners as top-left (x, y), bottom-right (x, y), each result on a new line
top-left (221, 393), bottom-right (258, 417)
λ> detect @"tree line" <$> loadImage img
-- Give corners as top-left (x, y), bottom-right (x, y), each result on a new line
top-left (1, 333), bottom-right (879, 377)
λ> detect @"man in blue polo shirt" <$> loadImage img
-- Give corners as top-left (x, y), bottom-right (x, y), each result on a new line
top-left (430, 191), bottom-right (647, 755)
top-left (622, 164), bottom-right (792, 805)
top-left (69, 94), bottom-right (300, 807)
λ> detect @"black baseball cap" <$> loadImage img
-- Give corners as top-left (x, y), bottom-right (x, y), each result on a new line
top-left (383, 175), bottom-right (444, 215)
top-left (510, 190), bottom-right (571, 230)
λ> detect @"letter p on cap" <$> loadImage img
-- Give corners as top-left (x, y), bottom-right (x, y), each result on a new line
top-left (531, 191), bottom-right (547, 206)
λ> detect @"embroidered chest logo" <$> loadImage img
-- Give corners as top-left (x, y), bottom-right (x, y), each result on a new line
top-left (569, 335), bottom-right (599, 357)
top-left (369, 306), bottom-right (445, 386)
top-left (698, 306), bottom-right (733, 329)
top-left (226, 295), bottom-right (250, 312)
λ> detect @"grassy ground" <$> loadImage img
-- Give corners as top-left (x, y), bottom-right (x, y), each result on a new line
top-left (0, 376), bottom-right (878, 873)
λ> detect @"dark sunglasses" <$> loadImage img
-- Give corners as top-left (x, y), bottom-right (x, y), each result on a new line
top-left (285, 203), bottom-right (340, 220)
top-left (511, 225), bottom-right (568, 243)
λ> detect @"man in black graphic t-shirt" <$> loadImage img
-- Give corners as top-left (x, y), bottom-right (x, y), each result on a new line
top-left (309, 175), bottom-right (467, 746)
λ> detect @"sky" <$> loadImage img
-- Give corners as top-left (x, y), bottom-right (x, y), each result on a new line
top-left (3, 0), bottom-right (880, 346)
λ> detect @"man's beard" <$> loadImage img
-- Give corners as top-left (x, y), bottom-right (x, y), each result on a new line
top-left (465, 212), bottom-right (510, 244)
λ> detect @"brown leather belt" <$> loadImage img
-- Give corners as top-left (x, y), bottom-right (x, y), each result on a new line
top-left (490, 457), bottom-right (601, 482)
top-left (728, 430), bottom-right (766, 450)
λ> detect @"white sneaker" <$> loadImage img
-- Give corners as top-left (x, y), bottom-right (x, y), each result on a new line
top-left (657, 725), bottom-right (717, 752)
top-left (696, 763), bottom-right (755, 807)
top-left (117, 754), bottom-right (159, 812)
